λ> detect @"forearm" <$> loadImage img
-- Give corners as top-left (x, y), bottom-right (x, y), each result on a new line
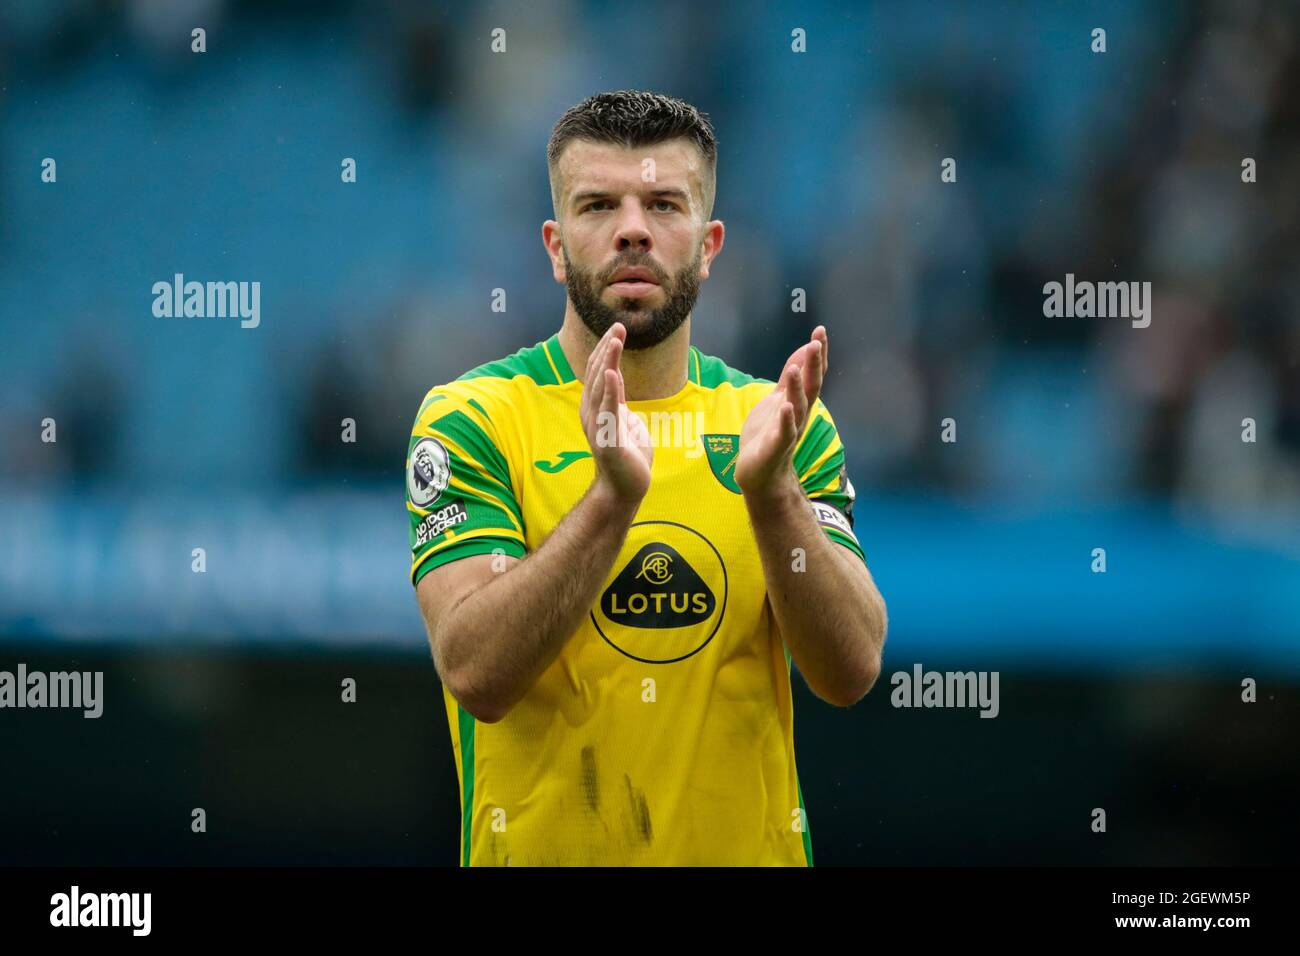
top-left (745, 474), bottom-right (886, 706)
top-left (438, 479), bottom-right (638, 719)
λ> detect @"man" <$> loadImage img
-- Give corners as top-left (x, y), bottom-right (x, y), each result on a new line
top-left (407, 90), bottom-right (887, 866)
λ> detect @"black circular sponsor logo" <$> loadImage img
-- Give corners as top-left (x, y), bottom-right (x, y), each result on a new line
top-left (591, 521), bottom-right (727, 663)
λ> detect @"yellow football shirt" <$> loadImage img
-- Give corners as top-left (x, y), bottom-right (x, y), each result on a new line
top-left (406, 332), bottom-right (865, 866)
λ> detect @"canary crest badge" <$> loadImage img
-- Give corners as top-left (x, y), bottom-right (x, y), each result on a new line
top-left (702, 434), bottom-right (742, 494)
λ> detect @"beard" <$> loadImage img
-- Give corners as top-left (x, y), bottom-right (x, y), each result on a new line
top-left (563, 245), bottom-right (702, 350)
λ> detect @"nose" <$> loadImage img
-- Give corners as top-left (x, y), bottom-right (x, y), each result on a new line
top-left (612, 197), bottom-right (652, 253)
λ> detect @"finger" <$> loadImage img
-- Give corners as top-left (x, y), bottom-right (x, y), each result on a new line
top-left (586, 330), bottom-right (611, 390)
top-left (803, 340), bottom-right (823, 406)
top-left (603, 368), bottom-right (619, 413)
top-left (601, 323), bottom-right (626, 377)
top-left (590, 322), bottom-right (624, 377)
top-left (600, 368), bottom-right (619, 445)
top-left (586, 324), bottom-right (610, 373)
top-left (780, 363), bottom-right (799, 408)
top-left (591, 327), bottom-right (625, 399)
top-left (612, 373), bottom-right (633, 447)
top-left (588, 351), bottom-right (608, 417)
top-left (785, 363), bottom-right (808, 425)
top-left (813, 326), bottom-right (828, 373)
top-left (591, 333), bottom-right (621, 410)
top-left (606, 333), bottom-right (624, 379)
top-left (768, 400), bottom-right (798, 460)
top-left (607, 342), bottom-right (626, 435)
top-left (792, 341), bottom-right (814, 389)
top-left (780, 401), bottom-right (798, 447)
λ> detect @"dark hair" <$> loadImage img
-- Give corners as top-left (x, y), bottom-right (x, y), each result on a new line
top-left (547, 90), bottom-right (718, 218)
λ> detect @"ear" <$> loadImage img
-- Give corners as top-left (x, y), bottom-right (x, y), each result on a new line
top-left (542, 220), bottom-right (566, 283)
top-left (699, 219), bottom-right (725, 280)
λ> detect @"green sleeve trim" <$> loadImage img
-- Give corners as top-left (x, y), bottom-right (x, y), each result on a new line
top-left (413, 537), bottom-right (527, 586)
top-left (823, 526), bottom-right (866, 565)
top-left (458, 703), bottom-right (477, 866)
top-left (792, 415), bottom-right (837, 476)
top-left (425, 466), bottom-right (523, 531)
top-left (801, 456), bottom-right (845, 500)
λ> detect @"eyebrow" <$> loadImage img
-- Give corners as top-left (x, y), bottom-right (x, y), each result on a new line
top-left (570, 187), bottom-right (692, 208)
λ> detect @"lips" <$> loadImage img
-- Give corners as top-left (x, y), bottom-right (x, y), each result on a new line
top-left (608, 267), bottom-right (659, 285)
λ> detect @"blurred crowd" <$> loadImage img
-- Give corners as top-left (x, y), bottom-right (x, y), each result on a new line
top-left (1, 0), bottom-right (1296, 521)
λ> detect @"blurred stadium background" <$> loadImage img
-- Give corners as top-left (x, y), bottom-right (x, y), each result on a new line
top-left (1, 0), bottom-right (1297, 864)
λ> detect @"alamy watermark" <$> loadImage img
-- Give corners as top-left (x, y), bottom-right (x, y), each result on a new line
top-left (596, 409), bottom-right (707, 457)
top-left (152, 273), bottom-right (261, 328)
top-left (890, 663), bottom-right (999, 718)
top-left (1042, 273), bottom-right (1151, 328)
top-left (0, 664), bottom-right (103, 718)
top-left (50, 886), bottom-right (150, 936)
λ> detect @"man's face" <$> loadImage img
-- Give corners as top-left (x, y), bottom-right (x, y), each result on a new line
top-left (546, 139), bottom-right (722, 350)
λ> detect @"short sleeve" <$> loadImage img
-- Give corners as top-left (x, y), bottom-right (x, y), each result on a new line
top-left (791, 398), bottom-right (866, 565)
top-left (407, 387), bottom-right (527, 586)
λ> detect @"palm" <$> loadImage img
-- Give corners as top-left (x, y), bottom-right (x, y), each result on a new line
top-left (734, 327), bottom-right (829, 496)
top-left (578, 323), bottom-right (654, 502)
top-left (736, 390), bottom-right (791, 490)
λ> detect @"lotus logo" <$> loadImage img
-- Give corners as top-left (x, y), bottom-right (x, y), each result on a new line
top-left (591, 522), bottom-right (728, 664)
top-left (636, 551), bottom-right (674, 586)
top-left (602, 542), bottom-right (714, 628)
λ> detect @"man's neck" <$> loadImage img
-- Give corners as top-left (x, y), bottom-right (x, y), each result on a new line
top-left (557, 309), bottom-right (691, 401)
